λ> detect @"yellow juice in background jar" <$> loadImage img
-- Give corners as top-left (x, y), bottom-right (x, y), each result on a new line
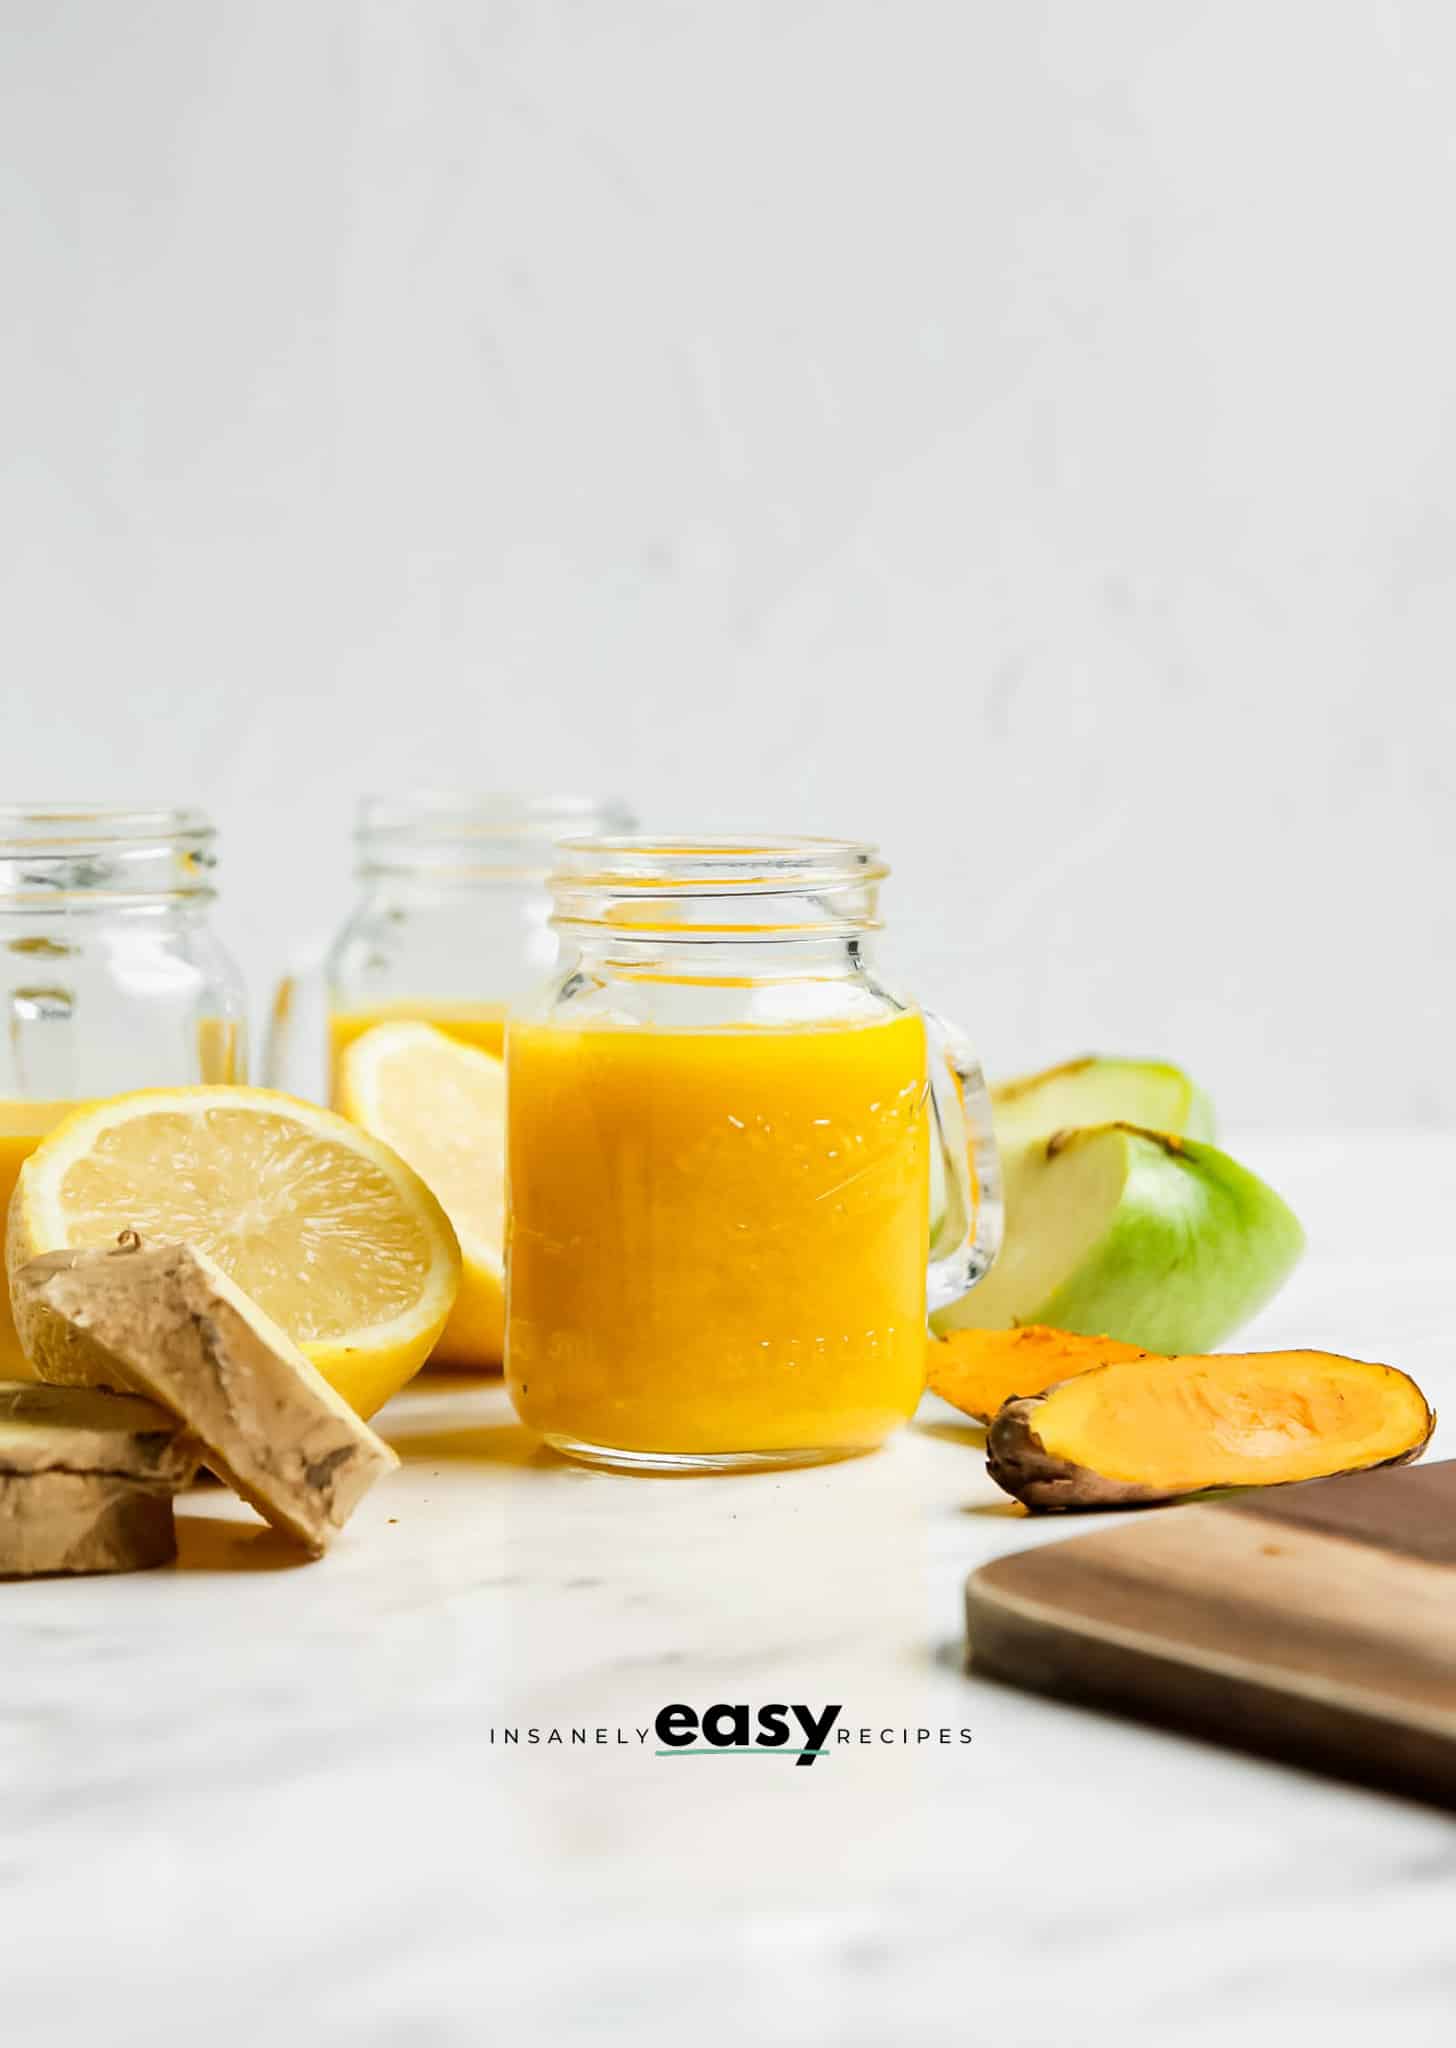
top-left (196, 1015), bottom-right (244, 1083)
top-left (263, 795), bottom-right (637, 1101)
top-left (0, 1102), bottom-right (86, 1375)
top-left (328, 1001), bottom-right (506, 1103)
top-left (506, 1011), bottom-right (932, 1459)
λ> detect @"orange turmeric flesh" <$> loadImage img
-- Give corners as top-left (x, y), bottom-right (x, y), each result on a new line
top-left (987, 1350), bottom-right (1435, 1512)
top-left (926, 1325), bottom-right (1147, 1426)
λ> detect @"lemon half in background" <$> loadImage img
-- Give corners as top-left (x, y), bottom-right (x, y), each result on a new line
top-left (337, 1022), bottom-right (507, 1370)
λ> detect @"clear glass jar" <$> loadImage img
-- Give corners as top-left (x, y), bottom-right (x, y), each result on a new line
top-left (264, 792), bottom-right (636, 1103)
top-left (0, 804), bottom-right (248, 1373)
top-left (505, 836), bottom-right (1002, 1472)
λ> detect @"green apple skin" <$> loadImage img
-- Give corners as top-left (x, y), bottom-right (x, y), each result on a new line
top-left (935, 1123), bottom-right (1304, 1354)
top-left (992, 1057), bottom-right (1215, 1151)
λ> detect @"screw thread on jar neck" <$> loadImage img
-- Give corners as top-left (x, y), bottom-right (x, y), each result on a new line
top-left (356, 793), bottom-right (637, 887)
top-left (0, 806), bottom-right (219, 905)
top-left (548, 835), bottom-right (888, 943)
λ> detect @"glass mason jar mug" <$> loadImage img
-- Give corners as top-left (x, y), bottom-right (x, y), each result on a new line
top-left (265, 792), bottom-right (636, 1104)
top-left (505, 837), bottom-right (1002, 1472)
top-left (0, 805), bottom-right (248, 1373)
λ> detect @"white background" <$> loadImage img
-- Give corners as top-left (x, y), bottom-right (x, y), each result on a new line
top-left (3, 0), bottom-right (1453, 1125)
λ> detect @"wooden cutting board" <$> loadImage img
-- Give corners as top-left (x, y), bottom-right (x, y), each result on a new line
top-left (965, 1458), bottom-right (1456, 1807)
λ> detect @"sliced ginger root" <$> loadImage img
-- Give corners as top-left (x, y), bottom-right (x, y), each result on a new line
top-left (0, 1379), bottom-right (199, 1577)
top-left (986, 1349), bottom-right (1435, 1512)
top-left (13, 1235), bottom-right (398, 1555)
top-left (927, 1325), bottom-right (1148, 1426)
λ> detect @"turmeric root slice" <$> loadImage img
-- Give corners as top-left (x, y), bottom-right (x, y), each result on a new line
top-left (13, 1236), bottom-right (398, 1556)
top-left (926, 1325), bottom-right (1147, 1426)
top-left (986, 1350), bottom-right (1435, 1513)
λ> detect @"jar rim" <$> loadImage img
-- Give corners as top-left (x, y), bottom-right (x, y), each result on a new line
top-left (358, 792), bottom-right (636, 840)
top-left (553, 834), bottom-right (890, 887)
top-left (0, 805), bottom-right (217, 904)
top-left (549, 834), bottom-right (889, 939)
top-left (0, 804), bottom-right (213, 852)
top-left (356, 792), bottom-right (639, 883)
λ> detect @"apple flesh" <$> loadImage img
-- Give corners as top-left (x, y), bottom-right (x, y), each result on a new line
top-left (992, 1057), bottom-right (1214, 1151)
top-left (934, 1122), bottom-right (1304, 1354)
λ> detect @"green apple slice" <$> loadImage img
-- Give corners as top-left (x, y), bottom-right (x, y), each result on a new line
top-left (992, 1057), bottom-right (1214, 1150)
top-left (934, 1123), bottom-right (1303, 1354)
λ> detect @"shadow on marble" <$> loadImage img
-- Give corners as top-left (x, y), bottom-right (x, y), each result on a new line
top-left (173, 1513), bottom-right (312, 1573)
top-left (406, 1368), bottom-right (505, 1395)
top-left (912, 1418), bottom-right (988, 1450)
top-left (382, 1420), bottom-right (558, 1471)
top-left (382, 1424), bottom-right (888, 1483)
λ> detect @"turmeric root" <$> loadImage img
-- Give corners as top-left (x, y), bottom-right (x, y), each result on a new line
top-left (927, 1325), bottom-right (1148, 1425)
top-left (986, 1349), bottom-right (1434, 1512)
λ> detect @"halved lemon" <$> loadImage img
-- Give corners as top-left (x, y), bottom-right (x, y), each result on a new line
top-left (8, 1087), bottom-right (461, 1418)
top-left (336, 1023), bottom-right (506, 1370)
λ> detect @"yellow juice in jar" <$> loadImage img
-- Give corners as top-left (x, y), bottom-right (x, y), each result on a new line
top-left (196, 1015), bottom-right (243, 1083)
top-left (0, 1102), bottom-right (85, 1376)
top-left (506, 1009), bottom-right (931, 1458)
top-left (328, 1001), bottom-right (507, 1103)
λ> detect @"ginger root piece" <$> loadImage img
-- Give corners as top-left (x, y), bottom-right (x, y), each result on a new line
top-left (0, 1380), bottom-right (199, 1577)
top-left (986, 1349), bottom-right (1434, 1512)
top-left (927, 1325), bottom-right (1148, 1426)
top-left (13, 1236), bottom-right (398, 1556)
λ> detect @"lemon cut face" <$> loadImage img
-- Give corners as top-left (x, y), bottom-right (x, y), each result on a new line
top-left (10, 1088), bottom-right (461, 1417)
top-left (337, 1023), bottom-right (506, 1369)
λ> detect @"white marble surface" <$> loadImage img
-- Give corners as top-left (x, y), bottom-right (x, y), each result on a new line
top-left (4, 1133), bottom-right (1455, 2046)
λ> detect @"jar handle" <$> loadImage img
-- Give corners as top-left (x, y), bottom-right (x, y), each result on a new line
top-left (922, 1008), bottom-right (1003, 1316)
